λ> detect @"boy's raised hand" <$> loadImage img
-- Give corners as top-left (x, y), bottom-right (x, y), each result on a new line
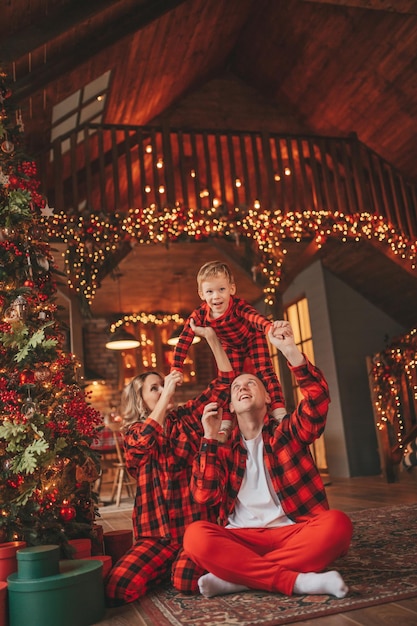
top-left (269, 321), bottom-right (305, 367)
top-left (270, 320), bottom-right (294, 343)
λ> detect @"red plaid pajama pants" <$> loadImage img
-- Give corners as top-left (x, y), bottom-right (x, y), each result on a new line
top-left (105, 537), bottom-right (205, 606)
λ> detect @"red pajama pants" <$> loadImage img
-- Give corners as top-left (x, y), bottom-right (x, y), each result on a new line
top-left (183, 509), bottom-right (353, 596)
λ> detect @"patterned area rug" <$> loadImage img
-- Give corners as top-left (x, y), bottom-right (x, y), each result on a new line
top-left (137, 503), bottom-right (417, 625)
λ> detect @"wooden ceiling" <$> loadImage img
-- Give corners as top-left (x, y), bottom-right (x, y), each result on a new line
top-left (2, 0), bottom-right (417, 328)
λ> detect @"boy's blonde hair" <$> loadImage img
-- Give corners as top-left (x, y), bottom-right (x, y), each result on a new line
top-left (197, 261), bottom-right (235, 291)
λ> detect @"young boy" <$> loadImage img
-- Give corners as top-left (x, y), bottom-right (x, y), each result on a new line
top-left (171, 261), bottom-right (286, 423)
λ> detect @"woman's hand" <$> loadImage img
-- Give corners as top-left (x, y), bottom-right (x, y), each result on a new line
top-left (163, 369), bottom-right (183, 396)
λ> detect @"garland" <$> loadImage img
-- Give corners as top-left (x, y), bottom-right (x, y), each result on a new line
top-left (41, 206), bottom-right (417, 307)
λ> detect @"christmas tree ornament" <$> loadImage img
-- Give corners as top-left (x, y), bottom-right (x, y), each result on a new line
top-left (1, 137), bottom-right (14, 153)
top-left (19, 370), bottom-right (35, 386)
top-left (34, 364), bottom-right (52, 383)
top-left (21, 397), bottom-right (36, 418)
top-left (0, 167), bottom-right (9, 186)
top-left (11, 295), bottom-right (27, 320)
top-left (35, 254), bottom-right (49, 271)
top-left (59, 503), bottom-right (76, 522)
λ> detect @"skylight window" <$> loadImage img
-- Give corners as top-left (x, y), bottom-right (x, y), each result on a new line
top-left (50, 70), bottom-right (111, 154)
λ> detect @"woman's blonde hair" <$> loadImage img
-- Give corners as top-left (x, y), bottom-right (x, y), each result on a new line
top-left (120, 371), bottom-right (161, 430)
top-left (196, 260), bottom-right (235, 291)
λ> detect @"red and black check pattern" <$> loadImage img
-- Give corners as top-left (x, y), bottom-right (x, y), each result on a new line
top-left (190, 358), bottom-right (331, 525)
top-left (172, 296), bottom-right (285, 411)
top-left (105, 370), bottom-right (234, 605)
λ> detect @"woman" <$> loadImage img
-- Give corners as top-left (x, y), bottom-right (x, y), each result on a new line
top-left (105, 321), bottom-right (234, 605)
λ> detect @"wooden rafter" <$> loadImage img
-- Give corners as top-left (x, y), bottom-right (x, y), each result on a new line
top-left (1, 0), bottom-right (188, 102)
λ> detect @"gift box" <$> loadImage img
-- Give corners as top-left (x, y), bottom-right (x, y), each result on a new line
top-left (7, 559), bottom-right (105, 626)
top-left (103, 529), bottom-right (133, 566)
top-left (0, 541), bottom-right (26, 582)
top-left (16, 545), bottom-right (59, 580)
top-left (0, 581), bottom-right (7, 626)
top-left (83, 555), bottom-right (112, 579)
top-left (68, 538), bottom-right (92, 559)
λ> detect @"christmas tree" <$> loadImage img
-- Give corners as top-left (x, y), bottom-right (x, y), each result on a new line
top-left (0, 68), bottom-right (102, 555)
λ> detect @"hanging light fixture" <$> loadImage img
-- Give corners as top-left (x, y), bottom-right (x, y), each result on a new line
top-left (105, 270), bottom-right (140, 350)
top-left (167, 325), bottom-right (201, 347)
top-left (166, 272), bottom-right (200, 347)
top-left (105, 327), bottom-right (140, 350)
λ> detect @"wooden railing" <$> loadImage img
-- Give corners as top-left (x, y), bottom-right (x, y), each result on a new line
top-left (37, 124), bottom-right (417, 238)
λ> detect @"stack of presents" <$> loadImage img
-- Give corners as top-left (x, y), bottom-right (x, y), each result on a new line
top-left (0, 527), bottom-right (133, 626)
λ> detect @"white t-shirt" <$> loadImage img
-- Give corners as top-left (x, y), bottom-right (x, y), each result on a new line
top-left (227, 431), bottom-right (295, 529)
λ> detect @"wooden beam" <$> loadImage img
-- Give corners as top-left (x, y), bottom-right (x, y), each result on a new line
top-left (0, 0), bottom-right (120, 62)
top-left (4, 0), bottom-right (188, 103)
top-left (301, 0), bottom-right (417, 14)
top-left (279, 240), bottom-right (322, 292)
top-left (368, 237), bottom-right (417, 280)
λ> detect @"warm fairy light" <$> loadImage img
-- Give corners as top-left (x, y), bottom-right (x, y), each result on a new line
top-left (284, 167), bottom-right (291, 176)
top-left (41, 207), bottom-right (417, 310)
top-left (235, 178), bottom-right (242, 188)
top-left (144, 185), bottom-right (151, 193)
top-left (145, 144), bottom-right (152, 153)
top-left (156, 158), bottom-right (164, 169)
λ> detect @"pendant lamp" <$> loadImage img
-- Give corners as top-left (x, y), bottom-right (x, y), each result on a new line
top-left (167, 326), bottom-right (201, 347)
top-left (105, 270), bottom-right (140, 350)
top-left (105, 327), bottom-right (140, 350)
top-left (166, 272), bottom-right (200, 347)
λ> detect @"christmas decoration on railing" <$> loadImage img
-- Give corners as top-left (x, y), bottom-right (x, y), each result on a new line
top-left (109, 311), bottom-right (185, 333)
top-left (370, 326), bottom-right (417, 453)
top-left (41, 203), bottom-right (417, 309)
top-left (0, 66), bottom-right (103, 552)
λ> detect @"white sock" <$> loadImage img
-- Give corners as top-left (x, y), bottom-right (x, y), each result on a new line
top-left (198, 573), bottom-right (249, 598)
top-left (293, 571), bottom-right (348, 598)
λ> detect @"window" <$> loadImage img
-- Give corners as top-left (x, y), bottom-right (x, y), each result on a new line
top-left (50, 70), bottom-right (111, 155)
top-left (284, 298), bottom-right (328, 474)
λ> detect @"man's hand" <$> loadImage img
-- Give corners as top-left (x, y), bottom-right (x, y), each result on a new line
top-left (269, 320), bottom-right (294, 344)
top-left (201, 402), bottom-right (223, 439)
top-left (190, 318), bottom-right (214, 340)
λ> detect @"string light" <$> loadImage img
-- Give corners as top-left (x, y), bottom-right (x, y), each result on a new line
top-left (41, 208), bottom-right (417, 309)
top-left (372, 327), bottom-right (417, 456)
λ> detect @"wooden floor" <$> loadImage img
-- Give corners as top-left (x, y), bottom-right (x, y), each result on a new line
top-left (95, 472), bottom-right (417, 626)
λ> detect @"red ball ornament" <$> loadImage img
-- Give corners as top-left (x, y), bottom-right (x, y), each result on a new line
top-left (19, 370), bottom-right (35, 385)
top-left (59, 505), bottom-right (76, 522)
top-left (34, 365), bottom-right (52, 383)
top-left (24, 279), bottom-right (34, 288)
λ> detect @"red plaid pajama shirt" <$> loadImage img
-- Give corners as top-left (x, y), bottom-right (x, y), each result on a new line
top-left (190, 358), bottom-right (331, 523)
top-left (172, 295), bottom-right (285, 412)
top-left (105, 369), bottom-right (235, 606)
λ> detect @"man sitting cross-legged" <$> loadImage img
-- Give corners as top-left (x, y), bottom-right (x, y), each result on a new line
top-left (183, 320), bottom-right (353, 599)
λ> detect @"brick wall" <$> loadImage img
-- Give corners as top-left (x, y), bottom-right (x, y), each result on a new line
top-left (82, 320), bottom-right (219, 418)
